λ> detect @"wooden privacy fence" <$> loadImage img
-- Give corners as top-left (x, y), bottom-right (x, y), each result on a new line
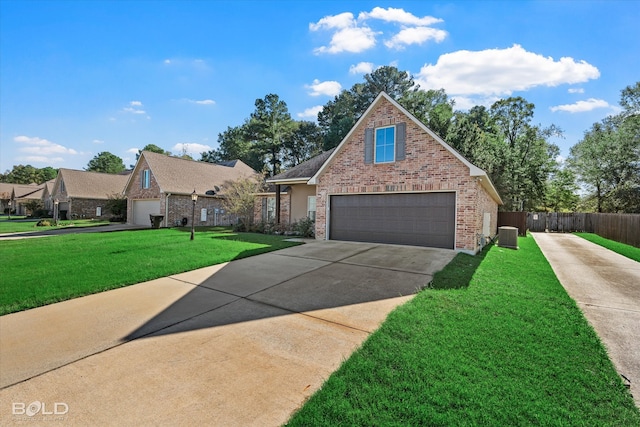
top-left (498, 212), bottom-right (640, 248)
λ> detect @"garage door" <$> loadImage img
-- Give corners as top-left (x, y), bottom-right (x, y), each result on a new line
top-left (329, 193), bottom-right (455, 249)
top-left (132, 200), bottom-right (161, 226)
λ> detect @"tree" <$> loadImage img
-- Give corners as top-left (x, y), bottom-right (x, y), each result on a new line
top-left (24, 199), bottom-right (43, 216)
top-left (569, 82), bottom-right (640, 213)
top-left (86, 152), bottom-right (126, 174)
top-left (105, 193), bottom-right (127, 221)
top-left (401, 88), bottom-right (454, 139)
top-left (283, 121), bottom-right (323, 168)
top-left (220, 175), bottom-right (265, 228)
top-left (544, 167), bottom-right (579, 212)
top-left (201, 124), bottom-right (265, 172)
top-left (246, 94), bottom-right (295, 176)
top-left (1, 165), bottom-right (57, 184)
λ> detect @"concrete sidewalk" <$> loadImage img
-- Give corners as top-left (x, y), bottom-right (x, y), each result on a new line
top-left (0, 241), bottom-right (455, 425)
top-left (532, 233), bottom-right (640, 408)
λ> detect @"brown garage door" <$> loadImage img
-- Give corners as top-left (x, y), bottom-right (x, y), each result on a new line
top-left (329, 192), bottom-right (455, 249)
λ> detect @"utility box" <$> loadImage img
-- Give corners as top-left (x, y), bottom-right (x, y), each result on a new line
top-left (498, 226), bottom-right (518, 249)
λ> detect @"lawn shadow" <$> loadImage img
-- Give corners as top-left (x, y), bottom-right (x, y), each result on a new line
top-left (426, 243), bottom-right (492, 290)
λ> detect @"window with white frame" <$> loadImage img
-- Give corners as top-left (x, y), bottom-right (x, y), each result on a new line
top-left (263, 197), bottom-right (276, 222)
top-left (142, 169), bottom-right (151, 189)
top-left (96, 206), bottom-right (102, 217)
top-left (307, 196), bottom-right (316, 221)
top-left (375, 126), bottom-right (395, 163)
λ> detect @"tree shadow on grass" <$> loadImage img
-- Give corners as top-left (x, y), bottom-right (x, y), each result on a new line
top-left (426, 243), bottom-right (492, 290)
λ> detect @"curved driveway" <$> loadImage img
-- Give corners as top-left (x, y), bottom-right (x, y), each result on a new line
top-left (532, 233), bottom-right (640, 408)
top-left (0, 241), bottom-right (455, 425)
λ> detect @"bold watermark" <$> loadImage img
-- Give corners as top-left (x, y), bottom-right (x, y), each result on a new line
top-left (12, 400), bottom-right (69, 418)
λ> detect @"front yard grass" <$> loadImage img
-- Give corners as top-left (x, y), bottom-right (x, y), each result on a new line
top-left (574, 232), bottom-right (640, 262)
top-left (287, 236), bottom-right (640, 426)
top-left (0, 217), bottom-right (111, 233)
top-left (0, 228), bottom-right (300, 315)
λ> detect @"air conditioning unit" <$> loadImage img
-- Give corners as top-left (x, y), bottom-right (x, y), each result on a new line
top-left (498, 226), bottom-right (518, 249)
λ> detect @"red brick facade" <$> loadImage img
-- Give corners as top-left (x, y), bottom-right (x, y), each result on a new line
top-left (313, 96), bottom-right (498, 253)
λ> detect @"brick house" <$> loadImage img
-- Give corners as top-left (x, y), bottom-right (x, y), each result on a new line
top-left (260, 92), bottom-right (502, 254)
top-left (51, 169), bottom-right (130, 220)
top-left (125, 151), bottom-right (258, 228)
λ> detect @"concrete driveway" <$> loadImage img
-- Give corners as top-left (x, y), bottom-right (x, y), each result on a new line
top-left (0, 241), bottom-right (455, 425)
top-left (532, 233), bottom-right (640, 408)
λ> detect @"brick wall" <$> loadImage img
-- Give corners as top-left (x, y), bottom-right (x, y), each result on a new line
top-left (167, 195), bottom-right (237, 227)
top-left (68, 198), bottom-right (115, 219)
top-left (253, 192), bottom-right (291, 224)
top-left (126, 156), bottom-right (162, 223)
top-left (315, 96), bottom-right (499, 253)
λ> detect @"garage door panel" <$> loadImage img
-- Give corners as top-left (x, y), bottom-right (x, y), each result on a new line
top-left (329, 193), bottom-right (455, 249)
top-left (132, 200), bottom-right (161, 226)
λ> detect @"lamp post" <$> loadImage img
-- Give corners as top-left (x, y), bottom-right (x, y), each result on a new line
top-left (54, 199), bottom-right (59, 226)
top-left (190, 190), bottom-right (198, 240)
top-left (7, 200), bottom-right (11, 220)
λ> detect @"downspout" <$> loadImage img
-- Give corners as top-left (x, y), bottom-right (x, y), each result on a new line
top-left (165, 193), bottom-right (171, 227)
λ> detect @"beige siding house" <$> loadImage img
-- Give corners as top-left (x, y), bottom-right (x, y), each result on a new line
top-left (262, 92), bottom-right (502, 254)
top-left (125, 151), bottom-right (258, 227)
top-left (51, 169), bottom-right (130, 220)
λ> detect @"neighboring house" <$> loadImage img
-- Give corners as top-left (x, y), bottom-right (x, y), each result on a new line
top-left (10, 184), bottom-right (43, 216)
top-left (51, 169), bottom-right (130, 220)
top-left (41, 179), bottom-right (56, 213)
top-left (261, 92), bottom-right (503, 254)
top-left (0, 182), bottom-right (15, 214)
top-left (124, 151), bottom-right (258, 227)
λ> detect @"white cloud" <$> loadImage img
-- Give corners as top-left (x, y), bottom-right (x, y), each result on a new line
top-left (568, 88), bottom-right (585, 94)
top-left (127, 148), bottom-right (140, 154)
top-left (121, 101), bottom-right (149, 119)
top-left (306, 79), bottom-right (342, 97)
top-left (92, 139), bottom-right (104, 144)
top-left (130, 101), bottom-right (142, 107)
top-left (451, 95), bottom-right (500, 111)
top-left (297, 105), bottom-right (323, 119)
top-left (384, 26), bottom-right (447, 50)
top-left (172, 143), bottom-right (212, 157)
top-left (311, 7), bottom-right (446, 54)
top-left (350, 62), bottom-right (375, 74)
top-left (415, 44), bottom-right (600, 97)
top-left (550, 98), bottom-right (611, 113)
top-left (358, 7), bottom-right (442, 26)
top-left (14, 136), bottom-right (78, 164)
top-left (188, 99), bottom-right (216, 105)
top-left (314, 26), bottom-right (377, 54)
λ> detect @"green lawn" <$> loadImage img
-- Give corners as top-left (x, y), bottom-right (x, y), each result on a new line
top-left (0, 227), bottom-right (300, 315)
top-left (287, 237), bottom-right (640, 426)
top-left (575, 232), bottom-right (640, 262)
top-left (0, 217), bottom-right (111, 233)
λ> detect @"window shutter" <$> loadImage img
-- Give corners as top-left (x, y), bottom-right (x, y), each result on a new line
top-left (395, 122), bottom-right (406, 161)
top-left (364, 128), bottom-right (373, 164)
top-left (261, 198), bottom-right (267, 222)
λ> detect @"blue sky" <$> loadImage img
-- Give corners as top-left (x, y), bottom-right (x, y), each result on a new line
top-left (1, 0), bottom-right (638, 173)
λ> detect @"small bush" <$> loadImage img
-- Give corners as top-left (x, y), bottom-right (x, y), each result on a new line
top-left (294, 217), bottom-right (315, 238)
top-left (36, 219), bottom-right (51, 227)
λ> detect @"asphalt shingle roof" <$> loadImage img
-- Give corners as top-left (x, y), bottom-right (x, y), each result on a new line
top-left (138, 151), bottom-right (258, 196)
top-left (267, 148), bottom-right (336, 183)
top-left (57, 169), bottom-right (130, 199)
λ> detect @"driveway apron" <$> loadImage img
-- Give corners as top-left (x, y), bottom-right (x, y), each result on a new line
top-left (0, 241), bottom-right (455, 425)
top-left (532, 232), bottom-right (640, 408)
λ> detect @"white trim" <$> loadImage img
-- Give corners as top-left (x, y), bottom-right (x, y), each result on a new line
top-left (265, 177), bottom-right (309, 184)
top-left (373, 125), bottom-right (396, 164)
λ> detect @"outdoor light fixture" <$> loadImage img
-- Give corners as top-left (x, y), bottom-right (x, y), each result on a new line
top-left (7, 200), bottom-right (11, 221)
top-left (54, 199), bottom-right (59, 226)
top-left (190, 190), bottom-right (198, 240)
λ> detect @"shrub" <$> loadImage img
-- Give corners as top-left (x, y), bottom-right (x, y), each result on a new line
top-left (36, 219), bottom-right (51, 227)
top-left (294, 217), bottom-right (315, 238)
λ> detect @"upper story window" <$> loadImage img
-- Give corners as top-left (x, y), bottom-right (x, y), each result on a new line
top-left (375, 126), bottom-right (395, 163)
top-left (142, 169), bottom-right (151, 189)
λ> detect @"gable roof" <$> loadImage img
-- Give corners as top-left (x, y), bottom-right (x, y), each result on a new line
top-left (11, 183), bottom-right (43, 200)
top-left (308, 92), bottom-right (503, 205)
top-left (127, 151), bottom-right (259, 196)
top-left (53, 169), bottom-right (130, 199)
top-left (266, 148), bottom-right (336, 184)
